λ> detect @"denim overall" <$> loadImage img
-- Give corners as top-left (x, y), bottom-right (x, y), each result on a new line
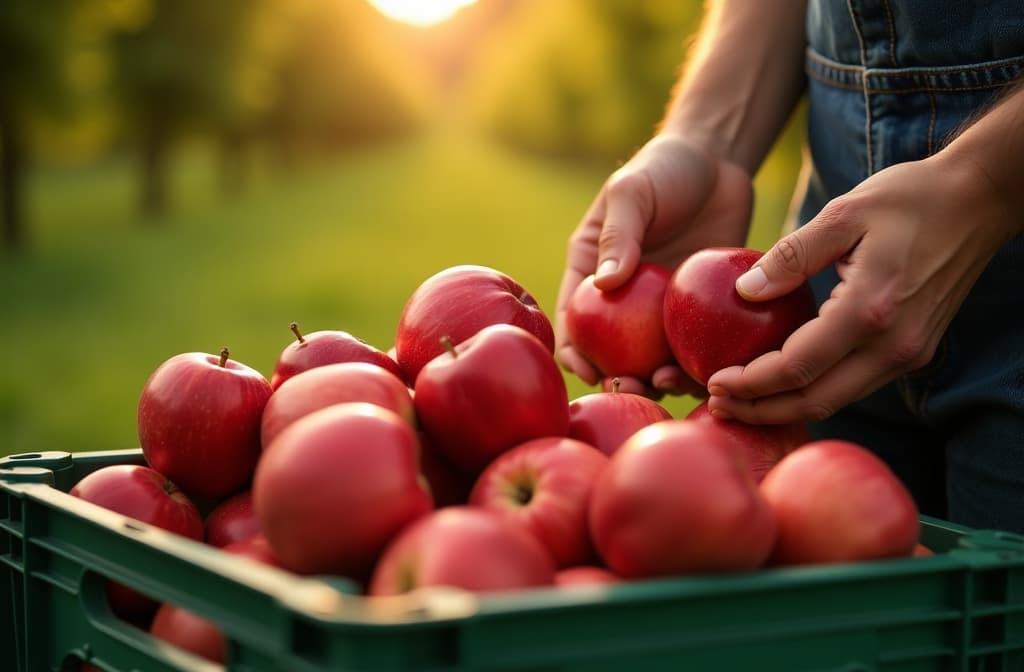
top-left (799, 1), bottom-right (1024, 531)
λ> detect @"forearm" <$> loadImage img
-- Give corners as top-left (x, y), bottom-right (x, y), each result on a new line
top-left (938, 80), bottom-right (1024, 238)
top-left (659, 0), bottom-right (808, 174)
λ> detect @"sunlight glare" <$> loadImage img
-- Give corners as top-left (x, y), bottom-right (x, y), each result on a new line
top-left (368, 0), bottom-right (478, 26)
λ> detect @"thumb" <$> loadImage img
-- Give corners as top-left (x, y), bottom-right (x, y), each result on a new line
top-left (593, 172), bottom-right (650, 290)
top-left (736, 214), bottom-right (862, 301)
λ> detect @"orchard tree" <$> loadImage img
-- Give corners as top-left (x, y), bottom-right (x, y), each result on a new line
top-left (0, 1), bottom-right (88, 250)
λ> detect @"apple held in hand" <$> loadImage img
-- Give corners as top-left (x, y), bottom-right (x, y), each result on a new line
top-left (566, 262), bottom-right (674, 379)
top-left (253, 402), bottom-right (433, 580)
top-left (685, 400), bottom-right (809, 482)
top-left (70, 465), bottom-right (204, 625)
top-left (138, 348), bottom-right (272, 500)
top-left (589, 419), bottom-right (776, 578)
top-left (395, 265), bottom-right (555, 383)
top-left (760, 439), bottom-right (919, 566)
top-left (414, 324), bottom-right (570, 475)
top-left (369, 507), bottom-right (555, 596)
top-left (568, 380), bottom-right (673, 457)
top-left (261, 361), bottom-right (415, 450)
top-left (270, 322), bottom-right (402, 390)
top-left (663, 247), bottom-right (817, 384)
top-left (470, 437), bottom-right (608, 568)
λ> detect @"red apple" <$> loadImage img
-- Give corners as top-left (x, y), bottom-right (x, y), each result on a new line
top-left (368, 507), bottom-right (555, 595)
top-left (685, 400), bottom-right (809, 482)
top-left (760, 439), bottom-right (919, 566)
top-left (589, 419), bottom-right (776, 578)
top-left (566, 262), bottom-right (674, 379)
top-left (149, 602), bottom-right (226, 664)
top-left (413, 324), bottom-right (570, 476)
top-left (222, 534), bottom-right (284, 568)
top-left (554, 566), bottom-right (622, 587)
top-left (469, 437), bottom-right (608, 568)
top-left (663, 247), bottom-right (817, 384)
top-left (395, 265), bottom-right (555, 384)
top-left (253, 403), bottom-right (433, 581)
top-left (70, 465), bottom-right (204, 626)
top-left (204, 490), bottom-right (259, 548)
top-left (270, 321), bottom-right (403, 390)
top-left (138, 348), bottom-right (272, 500)
top-left (418, 431), bottom-right (475, 508)
top-left (568, 382), bottom-right (673, 457)
top-left (260, 361), bottom-right (415, 450)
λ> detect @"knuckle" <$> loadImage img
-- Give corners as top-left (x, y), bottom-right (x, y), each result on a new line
top-left (857, 297), bottom-right (899, 333)
top-left (769, 235), bottom-right (807, 276)
top-left (887, 334), bottom-right (935, 371)
top-left (801, 400), bottom-right (836, 423)
top-left (779, 356), bottom-right (819, 389)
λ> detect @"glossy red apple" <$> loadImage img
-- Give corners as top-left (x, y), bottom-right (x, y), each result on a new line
top-left (270, 322), bottom-right (403, 390)
top-left (663, 247), bottom-right (817, 384)
top-left (395, 265), bottom-right (555, 383)
top-left (568, 381), bottom-right (673, 456)
top-left (470, 437), bottom-right (608, 568)
top-left (204, 490), bottom-right (259, 548)
top-left (222, 533), bottom-right (284, 568)
top-left (260, 361), bottom-right (415, 450)
top-left (413, 323), bottom-right (570, 475)
top-left (70, 465), bottom-right (204, 626)
top-left (253, 403), bottom-right (433, 581)
top-left (418, 431), bottom-right (475, 508)
top-left (368, 507), bottom-right (555, 595)
top-left (554, 566), bottom-right (622, 587)
top-left (685, 400), bottom-right (809, 482)
top-left (760, 439), bottom-right (919, 566)
top-left (138, 348), bottom-right (272, 500)
top-left (589, 419), bottom-right (777, 578)
top-left (150, 603), bottom-right (225, 664)
top-left (566, 262), bottom-right (674, 379)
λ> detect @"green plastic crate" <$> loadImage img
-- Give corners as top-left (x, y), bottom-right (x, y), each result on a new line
top-left (4, 449), bottom-right (1024, 672)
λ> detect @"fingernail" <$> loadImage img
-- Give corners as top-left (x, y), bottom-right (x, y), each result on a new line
top-left (709, 407), bottom-right (733, 420)
top-left (708, 384), bottom-right (728, 397)
top-left (736, 266), bottom-right (767, 296)
top-left (596, 259), bottom-right (618, 279)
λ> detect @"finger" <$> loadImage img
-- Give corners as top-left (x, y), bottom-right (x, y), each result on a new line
top-left (557, 343), bottom-right (601, 386)
top-left (706, 346), bottom-right (900, 425)
top-left (736, 202), bottom-right (863, 302)
top-left (651, 365), bottom-right (706, 398)
top-left (593, 170), bottom-right (653, 290)
top-left (706, 305), bottom-right (869, 401)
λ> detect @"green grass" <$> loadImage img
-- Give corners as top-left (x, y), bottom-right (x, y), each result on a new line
top-left (0, 124), bottom-right (797, 456)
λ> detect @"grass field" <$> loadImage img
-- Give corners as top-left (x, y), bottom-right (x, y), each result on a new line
top-left (0, 123), bottom-right (799, 457)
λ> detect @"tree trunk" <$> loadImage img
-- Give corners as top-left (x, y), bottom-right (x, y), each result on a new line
top-left (0, 106), bottom-right (24, 251)
top-left (140, 118), bottom-right (169, 219)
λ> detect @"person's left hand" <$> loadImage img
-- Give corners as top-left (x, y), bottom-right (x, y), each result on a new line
top-left (706, 154), bottom-right (1020, 425)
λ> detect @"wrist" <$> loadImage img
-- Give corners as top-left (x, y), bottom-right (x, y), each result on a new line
top-left (931, 147), bottom-right (1024, 242)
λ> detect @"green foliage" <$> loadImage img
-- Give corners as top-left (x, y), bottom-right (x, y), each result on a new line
top-left (463, 0), bottom-right (703, 163)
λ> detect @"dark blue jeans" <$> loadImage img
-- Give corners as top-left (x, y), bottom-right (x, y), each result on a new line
top-left (799, 1), bottom-right (1024, 531)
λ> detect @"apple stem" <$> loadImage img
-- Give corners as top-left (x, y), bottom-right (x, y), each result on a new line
top-left (289, 322), bottom-right (305, 344)
top-left (218, 347), bottom-right (230, 368)
top-left (439, 335), bottom-right (457, 358)
top-left (612, 377), bottom-right (621, 394)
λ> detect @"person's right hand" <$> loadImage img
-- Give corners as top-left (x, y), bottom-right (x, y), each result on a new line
top-left (555, 133), bottom-right (754, 397)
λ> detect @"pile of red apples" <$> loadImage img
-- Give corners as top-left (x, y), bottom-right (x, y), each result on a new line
top-left (69, 249), bottom-right (927, 665)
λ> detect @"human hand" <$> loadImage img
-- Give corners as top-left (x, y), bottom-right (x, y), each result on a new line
top-left (706, 155), bottom-right (1020, 424)
top-left (555, 133), bottom-right (753, 397)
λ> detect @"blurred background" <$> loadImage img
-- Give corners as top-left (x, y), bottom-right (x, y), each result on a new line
top-left (0, 0), bottom-right (805, 457)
